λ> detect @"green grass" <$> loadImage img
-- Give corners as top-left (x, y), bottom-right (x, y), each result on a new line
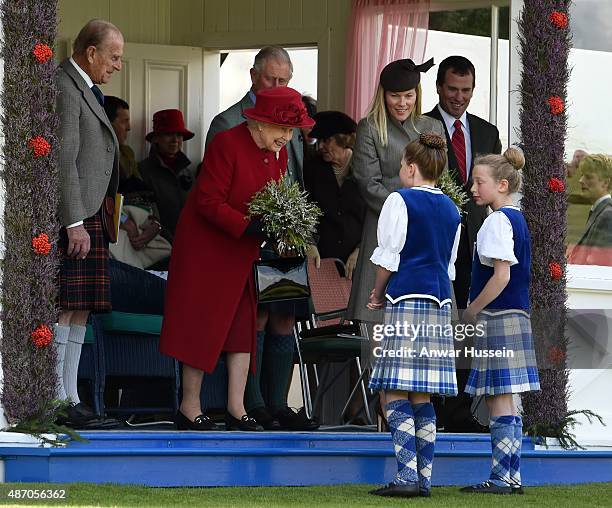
top-left (0, 483), bottom-right (611, 507)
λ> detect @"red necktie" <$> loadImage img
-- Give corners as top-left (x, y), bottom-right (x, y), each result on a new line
top-left (451, 119), bottom-right (467, 183)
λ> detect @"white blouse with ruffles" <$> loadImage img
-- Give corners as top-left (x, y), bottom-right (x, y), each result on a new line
top-left (370, 186), bottom-right (462, 280)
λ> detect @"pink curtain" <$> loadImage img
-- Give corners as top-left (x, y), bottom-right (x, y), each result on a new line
top-left (345, 0), bottom-right (430, 121)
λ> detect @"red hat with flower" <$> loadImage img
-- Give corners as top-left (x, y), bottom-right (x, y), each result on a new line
top-left (146, 109), bottom-right (195, 142)
top-left (243, 87), bottom-right (315, 129)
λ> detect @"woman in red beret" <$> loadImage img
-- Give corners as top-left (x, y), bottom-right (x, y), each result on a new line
top-left (160, 87), bottom-right (314, 431)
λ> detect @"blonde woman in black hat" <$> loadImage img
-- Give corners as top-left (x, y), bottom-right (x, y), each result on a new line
top-left (346, 58), bottom-right (446, 420)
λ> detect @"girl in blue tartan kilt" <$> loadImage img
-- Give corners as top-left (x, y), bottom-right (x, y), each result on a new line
top-left (367, 133), bottom-right (462, 498)
top-left (460, 148), bottom-right (540, 495)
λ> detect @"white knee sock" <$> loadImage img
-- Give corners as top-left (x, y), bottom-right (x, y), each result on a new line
top-left (53, 324), bottom-right (70, 400)
top-left (64, 325), bottom-right (87, 404)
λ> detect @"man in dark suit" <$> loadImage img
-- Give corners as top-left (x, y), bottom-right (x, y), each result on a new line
top-left (55, 19), bottom-right (123, 427)
top-left (425, 56), bottom-right (501, 432)
top-left (569, 154), bottom-right (612, 265)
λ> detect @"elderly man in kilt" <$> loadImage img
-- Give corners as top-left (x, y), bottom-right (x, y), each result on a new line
top-left (55, 19), bottom-right (124, 427)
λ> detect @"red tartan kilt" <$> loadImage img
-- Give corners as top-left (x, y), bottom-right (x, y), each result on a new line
top-left (59, 211), bottom-right (111, 312)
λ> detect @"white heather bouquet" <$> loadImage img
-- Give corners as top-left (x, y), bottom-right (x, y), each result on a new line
top-left (249, 175), bottom-right (322, 256)
top-left (437, 169), bottom-right (469, 211)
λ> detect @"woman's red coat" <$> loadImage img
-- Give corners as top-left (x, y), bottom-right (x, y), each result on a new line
top-left (159, 122), bottom-right (287, 373)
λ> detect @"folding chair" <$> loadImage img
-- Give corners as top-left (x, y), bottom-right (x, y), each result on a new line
top-left (294, 258), bottom-right (373, 425)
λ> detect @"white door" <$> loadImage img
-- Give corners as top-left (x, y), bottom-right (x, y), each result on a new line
top-left (99, 42), bottom-right (204, 167)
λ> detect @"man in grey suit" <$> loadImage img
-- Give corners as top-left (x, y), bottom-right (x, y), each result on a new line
top-left (569, 154), bottom-right (612, 265)
top-left (55, 19), bottom-right (123, 427)
top-left (205, 47), bottom-right (316, 430)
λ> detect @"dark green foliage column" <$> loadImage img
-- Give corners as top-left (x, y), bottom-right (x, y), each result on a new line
top-left (518, 1), bottom-right (571, 431)
top-left (1, 0), bottom-right (60, 423)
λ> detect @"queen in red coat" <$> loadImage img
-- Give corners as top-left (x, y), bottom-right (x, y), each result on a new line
top-left (160, 87), bottom-right (315, 431)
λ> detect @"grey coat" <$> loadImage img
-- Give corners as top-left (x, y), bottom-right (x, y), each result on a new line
top-left (346, 114), bottom-right (445, 322)
top-left (205, 91), bottom-right (304, 187)
top-left (576, 197), bottom-right (612, 248)
top-left (56, 59), bottom-right (119, 226)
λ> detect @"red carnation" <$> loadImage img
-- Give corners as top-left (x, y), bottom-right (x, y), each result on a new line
top-left (548, 96), bottom-right (565, 115)
top-left (31, 324), bottom-right (53, 348)
top-left (32, 43), bottom-right (53, 63)
top-left (548, 346), bottom-right (566, 365)
top-left (547, 177), bottom-right (565, 193)
top-left (32, 233), bottom-right (51, 255)
top-left (28, 136), bottom-right (51, 158)
top-left (549, 11), bottom-right (569, 29)
top-left (549, 262), bottom-right (563, 280)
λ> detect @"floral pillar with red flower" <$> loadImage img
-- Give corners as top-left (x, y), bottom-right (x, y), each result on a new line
top-left (518, 0), bottom-right (573, 436)
top-left (0, 1), bottom-right (60, 424)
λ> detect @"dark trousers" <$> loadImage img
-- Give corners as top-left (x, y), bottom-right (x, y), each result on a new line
top-left (444, 228), bottom-right (476, 429)
top-left (108, 259), bottom-right (166, 315)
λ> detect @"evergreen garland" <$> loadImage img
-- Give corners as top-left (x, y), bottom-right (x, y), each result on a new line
top-left (1, 0), bottom-right (60, 423)
top-left (517, 0), bottom-right (573, 434)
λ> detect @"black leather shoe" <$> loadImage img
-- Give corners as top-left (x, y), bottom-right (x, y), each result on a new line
top-left (460, 480), bottom-right (513, 494)
top-left (511, 485), bottom-right (524, 495)
top-left (225, 413), bottom-right (264, 431)
top-left (369, 482), bottom-right (420, 497)
top-left (420, 489), bottom-right (431, 497)
top-left (248, 407), bottom-right (281, 430)
top-left (73, 417), bottom-right (124, 430)
top-left (274, 407), bottom-right (319, 431)
top-left (175, 410), bottom-right (220, 431)
top-left (61, 402), bottom-right (100, 427)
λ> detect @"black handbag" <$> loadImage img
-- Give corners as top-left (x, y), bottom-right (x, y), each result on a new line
top-left (253, 256), bottom-right (310, 303)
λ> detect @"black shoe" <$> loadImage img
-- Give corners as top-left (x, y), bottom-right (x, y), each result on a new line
top-left (248, 407), bottom-right (281, 430)
top-left (72, 417), bottom-right (124, 430)
top-left (369, 482), bottom-right (420, 497)
top-left (420, 489), bottom-right (431, 497)
top-left (445, 415), bottom-right (489, 433)
top-left (511, 485), bottom-right (524, 495)
top-left (225, 413), bottom-right (264, 431)
top-left (175, 410), bottom-right (220, 431)
top-left (273, 407), bottom-right (319, 431)
top-left (60, 402), bottom-right (100, 427)
top-left (460, 480), bottom-right (513, 494)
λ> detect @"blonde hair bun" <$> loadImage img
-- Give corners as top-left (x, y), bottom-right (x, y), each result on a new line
top-left (420, 132), bottom-right (446, 150)
top-left (503, 146), bottom-right (525, 171)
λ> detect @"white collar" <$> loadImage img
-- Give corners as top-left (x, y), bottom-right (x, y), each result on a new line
top-left (69, 56), bottom-right (94, 88)
top-left (437, 104), bottom-right (468, 132)
top-left (592, 194), bottom-right (612, 211)
top-left (411, 185), bottom-right (443, 194)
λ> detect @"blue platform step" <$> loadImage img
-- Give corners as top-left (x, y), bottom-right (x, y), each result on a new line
top-left (2, 432), bottom-right (611, 487)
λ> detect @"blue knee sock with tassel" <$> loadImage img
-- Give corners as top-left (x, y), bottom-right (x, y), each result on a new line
top-left (489, 415), bottom-right (515, 486)
top-left (509, 415), bottom-right (523, 486)
top-left (413, 402), bottom-right (436, 494)
top-left (386, 399), bottom-right (418, 485)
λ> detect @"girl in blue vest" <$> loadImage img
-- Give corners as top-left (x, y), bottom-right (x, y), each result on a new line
top-left (460, 148), bottom-right (540, 495)
top-left (367, 132), bottom-right (462, 498)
